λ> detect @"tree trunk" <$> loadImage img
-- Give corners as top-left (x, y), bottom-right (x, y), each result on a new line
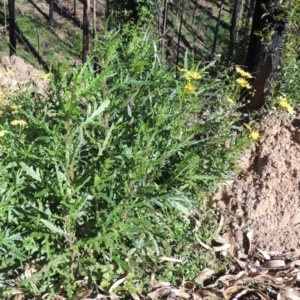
top-left (125, 0), bottom-right (139, 23)
top-left (175, 1), bottom-right (184, 66)
top-left (211, 0), bottom-right (225, 56)
top-left (161, 0), bottom-right (168, 37)
top-left (82, 0), bottom-right (90, 63)
top-left (49, 0), bottom-right (55, 25)
top-left (244, 0), bottom-right (288, 111)
top-left (227, 0), bottom-right (242, 61)
top-left (9, 0), bottom-right (16, 56)
top-left (73, 0), bottom-right (76, 17)
top-left (92, 0), bottom-right (99, 72)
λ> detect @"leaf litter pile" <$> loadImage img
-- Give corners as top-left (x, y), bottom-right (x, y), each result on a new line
top-left (2, 56), bottom-right (300, 299)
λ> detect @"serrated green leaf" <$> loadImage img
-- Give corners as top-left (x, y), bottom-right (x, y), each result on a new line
top-left (41, 219), bottom-right (66, 235)
top-left (19, 162), bottom-right (41, 182)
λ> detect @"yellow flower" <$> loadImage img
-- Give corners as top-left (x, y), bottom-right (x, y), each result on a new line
top-left (227, 97), bottom-right (234, 103)
top-left (279, 96), bottom-right (294, 114)
top-left (0, 130), bottom-right (7, 137)
top-left (0, 90), bottom-right (6, 100)
top-left (5, 70), bottom-right (14, 77)
top-left (178, 68), bottom-right (188, 73)
top-left (42, 73), bottom-right (50, 80)
top-left (11, 119), bottom-right (27, 126)
top-left (11, 105), bottom-right (17, 109)
top-left (244, 124), bottom-right (252, 131)
top-left (187, 72), bottom-right (202, 80)
top-left (236, 78), bottom-right (252, 89)
top-left (179, 68), bottom-right (202, 80)
top-left (248, 131), bottom-right (260, 140)
top-left (236, 67), bottom-right (253, 78)
top-left (279, 101), bottom-right (288, 108)
top-left (286, 105), bottom-right (294, 114)
top-left (34, 72), bottom-right (50, 81)
top-left (244, 123), bottom-right (260, 140)
top-left (279, 96), bottom-right (288, 102)
top-left (11, 104), bottom-right (19, 114)
top-left (185, 81), bottom-right (196, 93)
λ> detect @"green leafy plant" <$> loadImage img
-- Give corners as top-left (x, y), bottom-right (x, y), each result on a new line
top-left (0, 24), bottom-right (250, 298)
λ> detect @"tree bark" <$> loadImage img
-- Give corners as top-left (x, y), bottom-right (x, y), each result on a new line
top-left (211, 0), bottom-right (225, 56)
top-left (73, 0), bottom-right (77, 17)
top-left (9, 0), bottom-right (16, 56)
top-left (227, 0), bottom-right (242, 61)
top-left (82, 0), bottom-right (90, 63)
top-left (244, 0), bottom-right (288, 111)
top-left (126, 0), bottom-right (139, 23)
top-left (49, 0), bottom-right (55, 25)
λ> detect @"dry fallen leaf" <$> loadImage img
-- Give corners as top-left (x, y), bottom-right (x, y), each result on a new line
top-left (108, 276), bottom-right (127, 293)
top-left (194, 268), bottom-right (215, 285)
top-left (212, 243), bottom-right (231, 252)
top-left (246, 230), bottom-right (253, 254)
top-left (129, 292), bottom-right (140, 300)
top-left (263, 260), bottom-right (286, 269)
top-left (71, 289), bottom-right (93, 300)
top-left (96, 293), bottom-right (120, 300)
top-left (158, 256), bottom-right (183, 263)
top-left (257, 247), bottom-right (271, 260)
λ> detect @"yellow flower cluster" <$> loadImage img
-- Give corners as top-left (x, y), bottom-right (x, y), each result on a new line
top-left (0, 130), bottom-right (7, 137)
top-left (236, 67), bottom-right (253, 79)
top-left (179, 68), bottom-right (202, 93)
top-left (185, 81), bottom-right (196, 93)
top-left (235, 66), bottom-right (252, 90)
top-left (0, 89), bottom-right (13, 103)
top-left (11, 119), bottom-right (27, 126)
top-left (278, 96), bottom-right (294, 114)
top-left (11, 104), bottom-right (21, 114)
top-left (236, 77), bottom-right (252, 90)
top-left (5, 69), bottom-right (14, 77)
top-left (244, 124), bottom-right (259, 140)
top-left (227, 97), bottom-right (234, 103)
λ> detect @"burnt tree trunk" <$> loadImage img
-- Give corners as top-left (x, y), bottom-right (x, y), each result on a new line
top-left (211, 0), bottom-right (225, 56)
top-left (73, 0), bottom-right (76, 17)
top-left (9, 0), bottom-right (16, 56)
top-left (82, 0), bottom-right (90, 63)
top-left (125, 0), bottom-right (139, 23)
top-left (244, 0), bottom-right (288, 111)
top-left (49, 0), bottom-right (55, 25)
top-left (249, 0), bottom-right (256, 18)
top-left (227, 0), bottom-right (242, 61)
top-left (175, 1), bottom-right (184, 66)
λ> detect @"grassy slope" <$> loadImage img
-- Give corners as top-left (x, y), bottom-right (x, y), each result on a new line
top-left (0, 0), bottom-right (84, 69)
top-left (0, 0), bottom-right (231, 68)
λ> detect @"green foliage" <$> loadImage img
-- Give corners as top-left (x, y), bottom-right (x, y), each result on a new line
top-left (109, 0), bottom-right (160, 25)
top-left (0, 25), bottom-right (250, 298)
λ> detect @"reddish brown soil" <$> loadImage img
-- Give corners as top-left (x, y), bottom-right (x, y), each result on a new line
top-left (213, 108), bottom-right (300, 253)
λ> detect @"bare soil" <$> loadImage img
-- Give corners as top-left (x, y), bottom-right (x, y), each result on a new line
top-left (213, 108), bottom-right (300, 253)
top-left (0, 55), bottom-right (49, 94)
